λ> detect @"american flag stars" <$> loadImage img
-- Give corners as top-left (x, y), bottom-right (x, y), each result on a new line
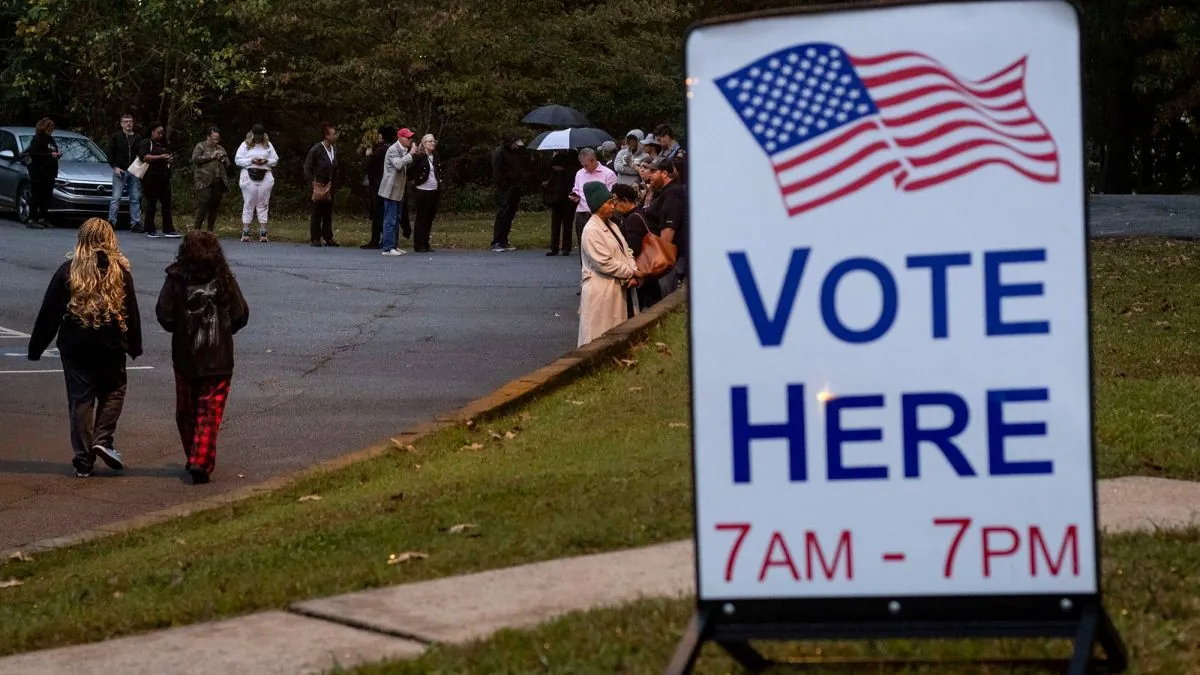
top-left (720, 43), bottom-right (880, 154)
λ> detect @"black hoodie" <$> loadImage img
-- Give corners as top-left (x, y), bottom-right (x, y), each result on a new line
top-left (29, 254), bottom-right (143, 363)
top-left (491, 136), bottom-right (524, 191)
top-left (156, 263), bottom-right (249, 378)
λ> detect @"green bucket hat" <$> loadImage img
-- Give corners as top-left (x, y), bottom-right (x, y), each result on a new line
top-left (583, 181), bottom-right (612, 213)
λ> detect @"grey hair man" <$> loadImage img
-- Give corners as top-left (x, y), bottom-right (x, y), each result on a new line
top-left (568, 147), bottom-right (617, 255)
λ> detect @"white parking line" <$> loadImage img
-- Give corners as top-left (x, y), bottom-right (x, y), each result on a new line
top-left (0, 366), bottom-right (155, 375)
top-left (0, 327), bottom-right (30, 339)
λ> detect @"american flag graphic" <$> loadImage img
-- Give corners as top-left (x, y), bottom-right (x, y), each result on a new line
top-left (716, 43), bottom-right (1060, 217)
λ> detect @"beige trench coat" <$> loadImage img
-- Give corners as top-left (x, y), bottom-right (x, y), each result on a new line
top-left (578, 214), bottom-right (640, 347)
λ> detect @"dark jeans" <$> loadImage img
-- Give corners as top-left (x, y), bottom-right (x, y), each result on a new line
top-left (367, 194), bottom-right (385, 246)
top-left (637, 278), bottom-right (664, 309)
top-left (400, 194), bottom-right (412, 239)
top-left (310, 198), bottom-right (334, 243)
top-left (143, 176), bottom-right (175, 234)
top-left (62, 357), bottom-right (127, 472)
top-left (548, 201), bottom-right (574, 253)
top-left (574, 211), bottom-right (591, 258)
top-left (492, 187), bottom-right (521, 247)
top-left (194, 184), bottom-right (224, 231)
top-left (29, 175), bottom-right (55, 222)
top-left (413, 189), bottom-right (439, 251)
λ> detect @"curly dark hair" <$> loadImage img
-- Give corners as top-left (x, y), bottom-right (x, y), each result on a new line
top-left (172, 231), bottom-right (238, 299)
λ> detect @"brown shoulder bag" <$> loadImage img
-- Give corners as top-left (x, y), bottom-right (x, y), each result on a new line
top-left (632, 213), bottom-right (677, 279)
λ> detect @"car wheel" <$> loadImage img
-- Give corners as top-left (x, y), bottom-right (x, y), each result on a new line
top-left (15, 182), bottom-right (31, 224)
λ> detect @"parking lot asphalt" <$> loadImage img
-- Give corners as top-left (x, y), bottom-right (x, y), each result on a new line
top-left (0, 218), bottom-right (581, 550)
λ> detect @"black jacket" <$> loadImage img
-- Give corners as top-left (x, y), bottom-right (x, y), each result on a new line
top-left (491, 138), bottom-right (524, 191)
top-left (25, 132), bottom-right (59, 179)
top-left (367, 141), bottom-right (389, 192)
top-left (156, 264), bottom-right (249, 378)
top-left (137, 138), bottom-right (172, 182)
top-left (108, 132), bottom-right (143, 171)
top-left (543, 151), bottom-right (576, 206)
top-left (409, 152), bottom-right (442, 189)
top-left (644, 180), bottom-right (688, 258)
top-left (29, 256), bottom-right (143, 363)
top-left (304, 141), bottom-right (338, 185)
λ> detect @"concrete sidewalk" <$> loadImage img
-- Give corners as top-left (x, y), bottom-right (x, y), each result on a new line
top-left (2, 476), bottom-right (1198, 675)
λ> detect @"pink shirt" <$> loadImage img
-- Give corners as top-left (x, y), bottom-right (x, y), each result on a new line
top-left (571, 164), bottom-right (617, 213)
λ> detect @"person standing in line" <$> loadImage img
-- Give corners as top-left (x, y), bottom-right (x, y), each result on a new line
top-left (577, 181), bottom-right (642, 347)
top-left (378, 128), bottom-right (415, 257)
top-left (191, 126), bottom-right (230, 233)
top-left (155, 231), bottom-right (249, 485)
top-left (234, 125), bottom-right (279, 243)
top-left (644, 157), bottom-right (689, 295)
top-left (303, 122), bottom-right (340, 247)
top-left (654, 124), bottom-right (686, 159)
top-left (613, 130), bottom-right (646, 187)
top-left (569, 147), bottom-right (617, 256)
top-left (361, 126), bottom-right (394, 250)
top-left (107, 113), bottom-right (143, 232)
top-left (138, 123), bottom-right (180, 239)
top-left (542, 150), bottom-right (576, 256)
top-left (24, 117), bottom-right (62, 229)
top-left (610, 182), bottom-right (663, 310)
top-left (28, 218), bottom-right (142, 477)
top-left (490, 135), bottom-right (525, 252)
top-left (409, 133), bottom-right (442, 253)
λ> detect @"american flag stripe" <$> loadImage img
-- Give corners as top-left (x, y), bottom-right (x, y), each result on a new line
top-left (854, 51), bottom-right (1059, 191)
top-left (717, 43), bottom-right (1060, 217)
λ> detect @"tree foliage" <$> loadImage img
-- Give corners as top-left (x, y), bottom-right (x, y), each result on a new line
top-left (1, 0), bottom-right (1197, 195)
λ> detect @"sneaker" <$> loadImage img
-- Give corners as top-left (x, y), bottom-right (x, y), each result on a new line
top-left (241, 233), bottom-right (251, 243)
top-left (259, 235), bottom-right (269, 243)
top-left (561, 250), bottom-right (572, 256)
top-left (146, 232), bottom-right (163, 238)
top-left (164, 231), bottom-right (182, 239)
top-left (93, 445), bottom-right (124, 471)
top-left (311, 241), bottom-right (323, 247)
top-left (504, 245), bottom-right (517, 252)
top-left (75, 468), bottom-right (93, 478)
top-left (382, 248), bottom-right (406, 256)
top-left (188, 468), bottom-right (210, 485)
top-left (546, 250), bottom-right (559, 256)
top-left (324, 240), bottom-right (341, 247)
top-left (130, 225), bottom-right (144, 234)
top-left (491, 244), bottom-right (506, 253)
top-left (26, 222), bottom-right (45, 230)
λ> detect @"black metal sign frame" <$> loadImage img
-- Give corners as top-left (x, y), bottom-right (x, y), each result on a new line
top-left (674, 1), bottom-right (1127, 672)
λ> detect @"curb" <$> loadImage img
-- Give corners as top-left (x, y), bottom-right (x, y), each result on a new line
top-left (1, 289), bottom-right (688, 560)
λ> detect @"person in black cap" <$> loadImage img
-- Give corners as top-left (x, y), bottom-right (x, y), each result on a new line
top-left (643, 156), bottom-right (688, 295)
top-left (362, 125), bottom-right (395, 249)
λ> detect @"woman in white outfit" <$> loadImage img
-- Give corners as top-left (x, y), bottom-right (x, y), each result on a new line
top-left (577, 181), bottom-right (644, 347)
top-left (234, 125), bottom-right (279, 242)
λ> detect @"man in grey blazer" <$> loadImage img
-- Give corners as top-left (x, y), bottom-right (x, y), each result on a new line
top-left (378, 128), bottom-right (415, 256)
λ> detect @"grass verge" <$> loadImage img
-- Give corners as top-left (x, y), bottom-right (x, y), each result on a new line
top-left (192, 209), bottom-right (550, 250)
top-left (1, 238), bottom-right (1199, 657)
top-left (350, 529), bottom-right (1200, 674)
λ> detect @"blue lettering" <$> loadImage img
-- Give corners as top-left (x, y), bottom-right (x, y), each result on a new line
top-left (906, 253), bottom-right (971, 339)
top-left (820, 258), bottom-right (898, 344)
top-left (826, 395), bottom-right (889, 481)
top-left (987, 388), bottom-right (1053, 476)
top-left (901, 393), bottom-right (976, 478)
top-left (731, 384), bottom-right (807, 483)
top-left (984, 249), bottom-right (1050, 336)
top-left (729, 249), bottom-right (811, 347)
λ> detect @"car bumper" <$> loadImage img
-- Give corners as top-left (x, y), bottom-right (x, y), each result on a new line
top-left (51, 186), bottom-right (129, 215)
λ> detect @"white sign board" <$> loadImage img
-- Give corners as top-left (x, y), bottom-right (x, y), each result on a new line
top-left (686, 0), bottom-right (1095, 601)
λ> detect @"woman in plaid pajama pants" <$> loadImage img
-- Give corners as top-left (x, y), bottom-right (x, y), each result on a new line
top-left (155, 231), bottom-right (249, 484)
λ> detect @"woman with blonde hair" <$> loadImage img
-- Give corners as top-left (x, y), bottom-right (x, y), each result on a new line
top-left (234, 124), bottom-right (279, 242)
top-left (29, 218), bottom-right (143, 477)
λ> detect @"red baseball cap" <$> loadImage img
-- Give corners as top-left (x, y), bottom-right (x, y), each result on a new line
top-left (397, 128), bottom-right (414, 139)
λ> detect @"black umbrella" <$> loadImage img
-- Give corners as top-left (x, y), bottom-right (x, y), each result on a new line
top-left (527, 127), bottom-right (616, 151)
top-left (521, 104), bottom-right (591, 128)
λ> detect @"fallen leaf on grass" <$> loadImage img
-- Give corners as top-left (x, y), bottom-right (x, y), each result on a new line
top-left (8, 551), bottom-right (32, 563)
top-left (614, 357), bottom-right (638, 369)
top-left (461, 443), bottom-right (485, 451)
top-left (629, 386), bottom-right (643, 392)
top-left (504, 430), bottom-right (517, 440)
top-left (489, 431), bottom-right (503, 441)
top-left (387, 551), bottom-right (429, 565)
top-left (668, 422), bottom-right (689, 429)
top-left (448, 523), bottom-right (478, 534)
top-left (390, 439), bottom-right (418, 453)
top-left (112, 591), bottom-right (124, 599)
top-left (0, 579), bottom-right (22, 589)
top-left (237, 474), bottom-right (246, 479)
top-left (299, 495), bottom-right (323, 502)
top-left (655, 342), bottom-right (674, 356)
top-left (567, 399), bottom-right (585, 406)
top-left (174, 539), bottom-right (187, 546)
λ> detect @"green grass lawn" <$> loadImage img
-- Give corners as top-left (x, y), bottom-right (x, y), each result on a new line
top-left (196, 208), bottom-right (551, 251)
top-left (1, 238), bottom-right (1200, 660)
top-left (350, 529), bottom-right (1200, 674)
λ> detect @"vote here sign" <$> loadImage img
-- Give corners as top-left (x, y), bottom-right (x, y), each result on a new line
top-left (685, 0), bottom-right (1095, 601)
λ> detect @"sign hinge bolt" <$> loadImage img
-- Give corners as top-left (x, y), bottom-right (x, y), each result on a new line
top-left (723, 603), bottom-right (736, 616)
top-left (1060, 598), bottom-right (1073, 613)
top-left (888, 601), bottom-right (901, 615)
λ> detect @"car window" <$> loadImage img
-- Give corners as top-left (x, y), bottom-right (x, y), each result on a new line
top-left (17, 135), bottom-right (106, 163)
top-left (0, 132), bottom-right (16, 155)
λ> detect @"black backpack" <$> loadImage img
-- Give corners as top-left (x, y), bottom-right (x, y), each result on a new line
top-left (184, 279), bottom-right (225, 358)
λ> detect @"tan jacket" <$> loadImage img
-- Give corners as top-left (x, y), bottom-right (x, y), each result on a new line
top-left (578, 214), bottom-right (639, 347)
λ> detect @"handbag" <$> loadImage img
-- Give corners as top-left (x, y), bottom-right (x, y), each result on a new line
top-left (311, 180), bottom-right (332, 202)
top-left (247, 168), bottom-right (268, 182)
top-left (632, 213), bottom-right (677, 278)
top-left (128, 148), bottom-right (149, 179)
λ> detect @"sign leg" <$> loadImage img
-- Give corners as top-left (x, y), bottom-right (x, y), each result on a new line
top-left (1096, 608), bottom-right (1129, 672)
top-left (1066, 606), bottom-right (1099, 675)
top-left (717, 641), bottom-right (770, 673)
top-left (665, 610), bottom-right (711, 675)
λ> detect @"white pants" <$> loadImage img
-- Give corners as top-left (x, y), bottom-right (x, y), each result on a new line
top-left (240, 173), bottom-right (274, 231)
